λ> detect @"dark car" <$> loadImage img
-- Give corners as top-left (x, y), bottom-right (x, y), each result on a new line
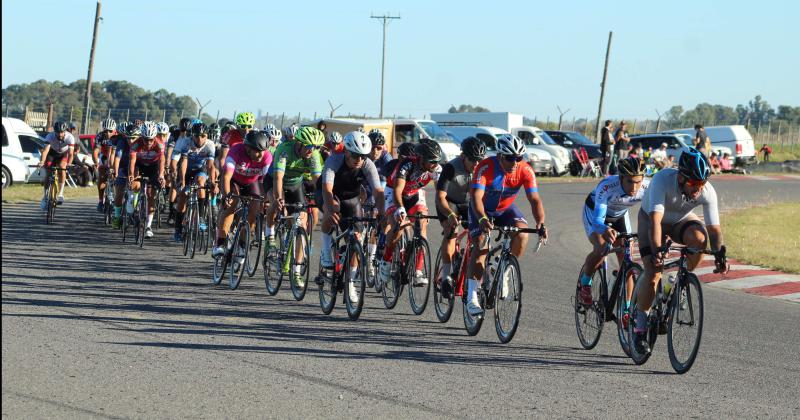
top-left (544, 130), bottom-right (602, 159)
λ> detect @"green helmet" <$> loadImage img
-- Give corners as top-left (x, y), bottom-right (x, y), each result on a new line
top-left (294, 126), bottom-right (325, 147)
top-left (235, 112), bottom-right (256, 127)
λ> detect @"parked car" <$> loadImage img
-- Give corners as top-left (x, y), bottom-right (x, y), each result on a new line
top-left (445, 125), bottom-right (553, 175)
top-left (629, 133), bottom-right (732, 162)
top-left (662, 125), bottom-right (755, 165)
top-left (544, 130), bottom-right (603, 159)
top-left (511, 127), bottom-right (571, 176)
top-left (2, 117), bottom-right (35, 188)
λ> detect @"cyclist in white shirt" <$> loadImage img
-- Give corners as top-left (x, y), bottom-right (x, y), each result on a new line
top-left (37, 121), bottom-right (76, 208)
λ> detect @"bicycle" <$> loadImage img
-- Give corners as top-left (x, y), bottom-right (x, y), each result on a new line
top-left (128, 176), bottom-right (151, 248)
top-left (102, 167), bottom-right (116, 226)
top-left (573, 233), bottom-right (642, 355)
top-left (432, 220), bottom-right (471, 323)
top-left (182, 182), bottom-right (201, 259)
top-left (380, 213), bottom-right (437, 315)
top-left (263, 203), bottom-right (311, 300)
top-left (198, 183), bottom-right (217, 256)
top-left (359, 202), bottom-right (380, 289)
top-left (462, 224), bottom-right (545, 344)
top-left (42, 166), bottom-right (71, 225)
top-left (212, 194), bottom-right (264, 290)
top-left (626, 240), bottom-right (723, 373)
top-left (316, 215), bottom-right (375, 320)
top-left (153, 183), bottom-right (168, 230)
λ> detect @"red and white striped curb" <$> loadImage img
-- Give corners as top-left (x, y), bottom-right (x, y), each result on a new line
top-left (718, 174), bottom-right (800, 182)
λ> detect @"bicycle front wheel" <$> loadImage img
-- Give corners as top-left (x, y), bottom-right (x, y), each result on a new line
top-left (289, 227), bottom-right (310, 301)
top-left (44, 184), bottom-right (55, 225)
top-left (616, 262), bottom-right (642, 357)
top-left (137, 194), bottom-right (147, 248)
top-left (263, 224), bottom-right (284, 296)
top-left (433, 246), bottom-right (456, 323)
top-left (494, 254), bottom-right (523, 344)
top-left (246, 215), bottom-right (263, 277)
top-left (229, 222), bottom-right (249, 290)
top-left (407, 237), bottom-right (432, 316)
top-left (574, 266), bottom-right (605, 350)
top-left (667, 272), bottom-right (704, 374)
top-left (344, 242), bottom-right (367, 320)
top-left (188, 201), bottom-right (200, 259)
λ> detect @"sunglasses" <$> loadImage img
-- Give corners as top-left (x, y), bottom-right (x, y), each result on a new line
top-left (240, 125), bottom-right (252, 129)
top-left (502, 154), bottom-right (524, 162)
top-left (348, 152), bottom-right (369, 160)
top-left (684, 178), bottom-right (706, 188)
top-left (304, 145), bottom-right (321, 151)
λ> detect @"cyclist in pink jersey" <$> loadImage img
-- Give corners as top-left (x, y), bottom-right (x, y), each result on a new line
top-left (127, 122), bottom-right (166, 238)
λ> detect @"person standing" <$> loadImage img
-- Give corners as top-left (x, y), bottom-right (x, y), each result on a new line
top-left (694, 125), bottom-right (711, 157)
top-left (759, 144), bottom-right (772, 162)
top-left (600, 120), bottom-right (614, 175)
top-left (614, 121), bottom-right (630, 162)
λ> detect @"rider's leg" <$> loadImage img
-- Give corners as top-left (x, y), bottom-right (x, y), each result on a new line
top-left (672, 218), bottom-right (708, 272)
top-left (146, 181), bottom-right (156, 228)
top-left (97, 167), bottom-right (107, 203)
top-left (197, 175), bottom-right (208, 218)
top-left (174, 186), bottom-right (188, 235)
top-left (57, 159), bottom-right (68, 198)
top-left (635, 210), bottom-right (662, 331)
top-left (215, 199), bottom-right (237, 246)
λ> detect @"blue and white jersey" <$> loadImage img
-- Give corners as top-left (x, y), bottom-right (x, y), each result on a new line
top-left (172, 137), bottom-right (215, 171)
top-left (584, 175), bottom-right (650, 235)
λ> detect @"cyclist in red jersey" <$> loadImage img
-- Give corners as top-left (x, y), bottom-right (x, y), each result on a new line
top-left (377, 141), bottom-right (443, 287)
top-left (127, 122), bottom-right (166, 238)
top-left (93, 118), bottom-right (118, 212)
top-left (465, 134), bottom-right (548, 316)
top-left (217, 112), bottom-right (255, 166)
top-left (321, 131), bottom-right (344, 160)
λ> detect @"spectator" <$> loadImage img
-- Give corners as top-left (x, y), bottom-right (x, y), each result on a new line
top-left (651, 142), bottom-right (668, 163)
top-left (632, 144), bottom-right (644, 159)
top-left (719, 153), bottom-right (733, 172)
top-left (694, 124), bottom-right (711, 157)
top-left (644, 146), bottom-right (653, 161)
top-left (709, 152), bottom-right (721, 174)
top-left (599, 120), bottom-right (614, 175)
top-left (759, 143), bottom-right (773, 162)
top-left (666, 155), bottom-right (676, 167)
top-left (316, 120), bottom-right (327, 134)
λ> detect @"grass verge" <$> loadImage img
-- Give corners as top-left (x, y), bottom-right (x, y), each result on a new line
top-left (721, 202), bottom-right (800, 274)
top-left (2, 183), bottom-right (98, 204)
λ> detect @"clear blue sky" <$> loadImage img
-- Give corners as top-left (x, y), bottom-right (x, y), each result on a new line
top-left (3, 0), bottom-right (798, 121)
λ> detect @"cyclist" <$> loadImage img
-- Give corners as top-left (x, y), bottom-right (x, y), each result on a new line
top-left (264, 124), bottom-right (282, 154)
top-left (37, 121), bottom-right (76, 208)
top-left (321, 131), bottom-right (344, 160)
top-left (208, 123), bottom-right (222, 145)
top-left (435, 136), bottom-right (486, 298)
top-left (110, 123), bottom-right (138, 228)
top-left (378, 140), bottom-right (443, 288)
top-left (127, 122), bottom-right (166, 238)
top-left (318, 131), bottom-right (385, 302)
top-left (172, 122), bottom-right (217, 242)
top-left (465, 134), bottom-right (548, 316)
top-left (283, 124), bottom-right (299, 143)
top-left (92, 118), bottom-right (119, 212)
top-left (633, 147), bottom-right (727, 355)
top-left (578, 156), bottom-right (650, 325)
top-left (212, 131), bottom-right (273, 259)
top-left (167, 118), bottom-right (194, 224)
top-left (156, 122), bottom-right (171, 146)
top-left (264, 127), bottom-right (325, 255)
top-left (218, 112), bottom-right (255, 169)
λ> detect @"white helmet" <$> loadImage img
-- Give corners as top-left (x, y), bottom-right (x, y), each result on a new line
top-left (285, 124), bottom-right (299, 138)
top-left (141, 122), bottom-right (158, 139)
top-left (156, 122), bottom-right (170, 134)
top-left (266, 125), bottom-right (282, 142)
top-left (100, 118), bottom-right (117, 132)
top-left (343, 131), bottom-right (371, 155)
top-left (328, 131), bottom-right (343, 145)
top-left (496, 134), bottom-right (526, 156)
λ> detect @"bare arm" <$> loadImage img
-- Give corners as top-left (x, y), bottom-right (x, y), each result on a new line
top-left (393, 178), bottom-right (406, 210)
top-left (649, 211), bottom-right (664, 252)
top-left (707, 224), bottom-right (724, 251)
top-left (526, 191), bottom-right (546, 227)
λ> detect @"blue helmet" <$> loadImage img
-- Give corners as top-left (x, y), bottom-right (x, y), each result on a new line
top-left (678, 147), bottom-right (711, 181)
top-left (191, 118), bottom-right (202, 125)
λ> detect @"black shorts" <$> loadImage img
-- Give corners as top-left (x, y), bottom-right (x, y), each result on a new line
top-left (45, 151), bottom-right (69, 167)
top-left (135, 163), bottom-right (161, 187)
top-left (232, 179), bottom-right (263, 198)
top-left (317, 192), bottom-right (362, 231)
top-left (436, 202), bottom-right (469, 222)
top-left (263, 173), bottom-right (305, 205)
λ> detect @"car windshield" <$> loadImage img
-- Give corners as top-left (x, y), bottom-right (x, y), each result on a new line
top-left (535, 130), bottom-right (557, 145)
top-left (418, 121), bottom-right (456, 143)
top-left (673, 134), bottom-right (691, 147)
top-left (563, 131), bottom-right (595, 145)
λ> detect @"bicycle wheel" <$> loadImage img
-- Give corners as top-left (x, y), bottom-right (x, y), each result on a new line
top-left (616, 262), bottom-right (642, 357)
top-left (44, 184), bottom-right (54, 225)
top-left (213, 251), bottom-right (228, 286)
top-left (463, 288), bottom-right (485, 336)
top-left (574, 265), bottom-right (605, 350)
top-left (289, 227), bottom-right (310, 301)
top-left (197, 202), bottom-right (209, 256)
top-left (318, 234), bottom-right (338, 315)
top-left (263, 223), bottom-right (284, 296)
top-left (344, 242), bottom-right (367, 320)
top-left (246, 215), bottom-right (263, 277)
top-left (183, 207), bottom-right (193, 257)
top-left (229, 222), bottom-right (249, 290)
top-left (381, 230), bottom-right (407, 310)
top-left (188, 200), bottom-right (200, 259)
top-left (627, 280), bottom-right (659, 365)
top-left (137, 193), bottom-right (147, 248)
top-left (433, 246), bottom-right (456, 323)
top-left (668, 273), bottom-right (704, 374)
top-left (121, 195), bottom-right (129, 242)
top-left (407, 237), bottom-right (432, 316)
top-left (494, 254), bottom-right (523, 344)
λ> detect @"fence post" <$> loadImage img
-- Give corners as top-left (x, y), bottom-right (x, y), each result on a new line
top-left (280, 113), bottom-right (285, 128)
top-left (777, 120), bottom-right (783, 147)
top-left (144, 109), bottom-right (148, 121)
top-left (162, 109), bottom-right (167, 122)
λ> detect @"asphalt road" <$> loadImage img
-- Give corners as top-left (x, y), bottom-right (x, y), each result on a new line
top-left (3, 176), bottom-right (800, 418)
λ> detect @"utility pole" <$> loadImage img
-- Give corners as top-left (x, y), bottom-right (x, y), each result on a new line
top-left (594, 31), bottom-right (613, 142)
top-left (371, 13), bottom-right (400, 119)
top-left (81, 1), bottom-right (102, 134)
top-left (557, 105), bottom-right (571, 130)
top-left (655, 109), bottom-right (663, 132)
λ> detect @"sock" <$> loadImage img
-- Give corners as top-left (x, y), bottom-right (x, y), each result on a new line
top-left (415, 250), bottom-right (424, 271)
top-left (216, 237), bottom-right (226, 247)
top-left (114, 206), bottom-right (122, 218)
top-left (580, 273), bottom-right (592, 287)
top-left (467, 278), bottom-right (479, 300)
top-left (634, 309), bottom-right (648, 333)
top-left (368, 243), bottom-right (377, 259)
top-left (294, 265), bottom-right (302, 275)
top-left (382, 244), bottom-right (394, 262)
top-left (625, 300), bottom-right (631, 310)
top-left (146, 213), bottom-right (153, 228)
top-left (210, 196), bottom-right (217, 207)
top-left (441, 263), bottom-right (452, 281)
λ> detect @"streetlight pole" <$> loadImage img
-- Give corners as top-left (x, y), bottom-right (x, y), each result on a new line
top-left (371, 13), bottom-right (400, 119)
top-left (81, 1), bottom-right (102, 134)
top-left (594, 31), bottom-right (613, 142)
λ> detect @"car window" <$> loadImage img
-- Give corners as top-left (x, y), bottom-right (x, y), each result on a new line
top-left (517, 131), bottom-right (535, 144)
top-left (19, 135), bottom-right (43, 153)
top-left (2, 126), bottom-right (9, 147)
top-left (545, 132), bottom-right (565, 144)
top-left (395, 125), bottom-right (415, 144)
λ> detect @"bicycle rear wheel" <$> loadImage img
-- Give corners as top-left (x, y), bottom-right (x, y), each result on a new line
top-left (263, 223), bottom-right (284, 296)
top-left (246, 215), bottom-right (263, 278)
top-left (344, 242), bottom-right (367, 320)
top-left (433, 246), bottom-right (456, 323)
top-left (494, 254), bottom-right (523, 344)
top-left (616, 263), bottom-right (642, 357)
top-left (407, 237), bottom-right (432, 315)
top-left (229, 222), bottom-right (249, 290)
top-left (667, 273), bottom-right (704, 374)
top-left (574, 266), bottom-right (605, 350)
top-left (137, 193), bottom-right (147, 248)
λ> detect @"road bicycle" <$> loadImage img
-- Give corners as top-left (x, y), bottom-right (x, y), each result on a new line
top-left (102, 167), bottom-right (116, 226)
top-left (432, 220), bottom-right (471, 323)
top-left (463, 224), bottom-right (545, 344)
top-left (126, 176), bottom-right (151, 248)
top-left (380, 213), bottom-right (437, 315)
top-left (181, 182), bottom-right (202, 259)
top-left (263, 203), bottom-right (312, 300)
top-left (42, 166), bottom-right (71, 225)
top-left (573, 233), bottom-right (642, 356)
top-left (212, 194), bottom-right (264, 290)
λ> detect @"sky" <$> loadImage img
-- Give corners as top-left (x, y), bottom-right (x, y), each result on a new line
top-left (3, 0), bottom-right (799, 122)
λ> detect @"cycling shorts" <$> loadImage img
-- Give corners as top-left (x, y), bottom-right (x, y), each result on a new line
top-left (263, 173), bottom-right (305, 206)
top-left (45, 151), bottom-right (69, 168)
top-left (135, 163), bottom-right (161, 187)
top-left (436, 201), bottom-right (469, 223)
top-left (232, 178), bottom-right (263, 198)
top-left (468, 203), bottom-right (527, 238)
top-left (582, 205), bottom-right (631, 239)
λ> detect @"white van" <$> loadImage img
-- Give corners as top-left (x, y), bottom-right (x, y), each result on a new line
top-left (512, 126), bottom-right (571, 176)
top-left (663, 125), bottom-right (756, 165)
top-left (444, 125), bottom-right (553, 175)
top-left (2, 117), bottom-right (35, 188)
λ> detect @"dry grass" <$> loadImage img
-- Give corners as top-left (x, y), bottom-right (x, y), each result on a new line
top-left (2, 183), bottom-right (98, 204)
top-left (721, 202), bottom-right (800, 273)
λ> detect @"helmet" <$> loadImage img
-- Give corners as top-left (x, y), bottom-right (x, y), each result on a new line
top-left (397, 142), bottom-right (417, 158)
top-left (125, 123), bottom-right (142, 138)
top-left (460, 136), bottom-right (486, 161)
top-left (208, 123), bottom-right (221, 140)
top-left (617, 156), bottom-right (646, 177)
top-left (101, 118), bottom-right (117, 132)
top-left (294, 126), bottom-right (325, 147)
top-left (285, 124), bottom-right (299, 138)
top-left (118, 121), bottom-right (130, 135)
top-left (191, 122), bottom-right (207, 136)
top-left (179, 117), bottom-right (193, 131)
top-left (343, 131), bottom-right (371, 155)
top-left (221, 121), bottom-right (237, 135)
top-left (367, 129), bottom-right (385, 146)
top-left (496, 134), bottom-right (526, 156)
top-left (156, 122), bottom-right (170, 135)
top-left (235, 112), bottom-right (256, 127)
top-left (265, 125), bottom-right (282, 142)
top-left (328, 131), bottom-right (343, 145)
top-left (244, 130), bottom-right (269, 151)
top-left (678, 147), bottom-right (711, 181)
top-left (53, 121), bottom-right (68, 133)
top-left (191, 118), bottom-right (202, 126)
top-left (414, 141), bottom-right (442, 163)
top-left (68, 122), bottom-right (78, 131)
top-left (141, 122), bottom-right (158, 139)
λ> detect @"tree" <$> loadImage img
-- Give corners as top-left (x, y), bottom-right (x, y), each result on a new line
top-left (448, 104), bottom-right (491, 113)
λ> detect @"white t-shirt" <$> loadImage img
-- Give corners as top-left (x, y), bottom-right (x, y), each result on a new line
top-left (45, 131), bottom-right (76, 154)
top-left (642, 168), bottom-right (719, 225)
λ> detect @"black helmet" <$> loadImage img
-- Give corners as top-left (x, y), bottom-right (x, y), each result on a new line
top-left (244, 130), bottom-right (268, 151)
top-left (169, 124), bottom-right (178, 132)
top-left (191, 122), bottom-right (207, 136)
top-left (617, 156), bottom-right (646, 177)
top-left (53, 121), bottom-right (68, 133)
top-left (397, 142), bottom-right (417, 158)
top-left (414, 140), bottom-right (442, 163)
top-left (678, 147), bottom-right (711, 181)
top-left (460, 136), bottom-right (486, 161)
top-left (179, 117), bottom-right (193, 131)
top-left (368, 129), bottom-right (386, 146)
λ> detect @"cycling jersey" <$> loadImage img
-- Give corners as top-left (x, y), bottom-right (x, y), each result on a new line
top-left (130, 138), bottom-right (165, 166)
top-left (270, 141), bottom-right (322, 186)
top-left (584, 175), bottom-right (651, 235)
top-left (114, 136), bottom-right (132, 173)
top-left (385, 156), bottom-right (441, 198)
top-left (172, 138), bottom-right (216, 171)
top-left (471, 156), bottom-right (537, 213)
top-left (324, 141), bottom-right (344, 155)
top-left (95, 132), bottom-right (119, 166)
top-left (45, 131), bottom-right (76, 154)
top-left (220, 129), bottom-right (244, 149)
top-left (437, 157), bottom-right (471, 205)
top-left (224, 143), bottom-right (272, 186)
top-left (372, 150), bottom-right (393, 186)
top-left (642, 168), bottom-right (720, 225)
top-left (320, 153), bottom-right (381, 200)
